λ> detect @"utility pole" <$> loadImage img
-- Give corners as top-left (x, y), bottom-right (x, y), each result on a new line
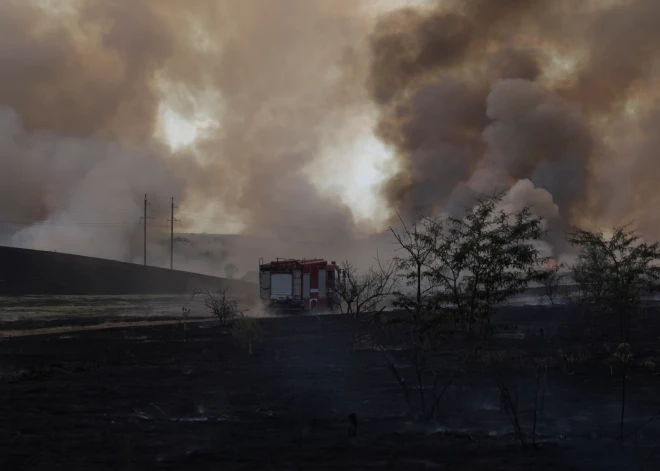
top-left (168, 197), bottom-right (179, 270)
top-left (144, 193), bottom-right (148, 266)
top-left (140, 194), bottom-right (152, 267)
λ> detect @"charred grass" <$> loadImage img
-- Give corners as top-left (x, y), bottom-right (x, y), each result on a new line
top-left (1, 303), bottom-right (660, 469)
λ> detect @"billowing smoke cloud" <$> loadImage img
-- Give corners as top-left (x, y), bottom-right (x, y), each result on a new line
top-left (4, 0), bottom-right (660, 275)
top-left (0, 0), bottom-right (379, 271)
top-left (370, 0), bottom-right (660, 251)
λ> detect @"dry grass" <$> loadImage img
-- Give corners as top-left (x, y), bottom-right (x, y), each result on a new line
top-left (478, 348), bottom-right (526, 367)
top-left (0, 318), bottom-right (209, 339)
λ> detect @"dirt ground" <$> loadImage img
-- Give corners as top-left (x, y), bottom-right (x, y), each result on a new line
top-left (1, 297), bottom-right (660, 470)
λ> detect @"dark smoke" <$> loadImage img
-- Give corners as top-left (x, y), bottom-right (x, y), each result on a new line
top-left (370, 0), bottom-right (660, 252)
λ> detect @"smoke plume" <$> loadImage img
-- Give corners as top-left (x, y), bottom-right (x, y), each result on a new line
top-left (3, 0), bottom-right (660, 274)
top-left (370, 0), bottom-right (660, 251)
top-left (0, 0), bottom-right (378, 272)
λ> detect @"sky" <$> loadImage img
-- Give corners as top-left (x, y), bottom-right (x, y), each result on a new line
top-left (153, 0), bottom-right (426, 234)
top-left (156, 103), bottom-right (396, 231)
top-left (4, 0), bottom-right (660, 271)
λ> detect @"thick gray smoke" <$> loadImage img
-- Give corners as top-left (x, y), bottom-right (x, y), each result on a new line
top-left (3, 0), bottom-right (660, 274)
top-left (0, 0), bottom-right (378, 272)
top-left (370, 0), bottom-right (660, 252)
top-left (0, 106), bottom-right (183, 261)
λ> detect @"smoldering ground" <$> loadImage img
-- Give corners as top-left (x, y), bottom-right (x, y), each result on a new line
top-left (2, 0), bottom-right (660, 272)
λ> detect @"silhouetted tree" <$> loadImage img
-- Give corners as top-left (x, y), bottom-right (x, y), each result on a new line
top-left (194, 287), bottom-right (242, 326)
top-left (425, 194), bottom-right (548, 338)
top-left (337, 257), bottom-right (397, 318)
top-left (542, 262), bottom-right (567, 307)
top-left (568, 224), bottom-right (660, 343)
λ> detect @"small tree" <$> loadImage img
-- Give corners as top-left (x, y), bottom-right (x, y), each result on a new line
top-left (380, 194), bottom-right (547, 420)
top-left (337, 257), bottom-right (397, 319)
top-left (569, 225), bottom-right (660, 441)
top-left (542, 262), bottom-right (566, 307)
top-left (570, 244), bottom-right (609, 307)
top-left (568, 224), bottom-right (660, 343)
top-left (390, 217), bottom-right (440, 328)
top-left (194, 287), bottom-right (242, 326)
top-left (426, 194), bottom-right (548, 338)
top-left (388, 217), bottom-right (446, 417)
top-left (232, 314), bottom-right (264, 354)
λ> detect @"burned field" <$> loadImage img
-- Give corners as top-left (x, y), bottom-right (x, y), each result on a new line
top-left (1, 297), bottom-right (659, 470)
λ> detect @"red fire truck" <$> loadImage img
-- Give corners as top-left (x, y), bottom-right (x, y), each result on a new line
top-left (259, 258), bottom-right (341, 312)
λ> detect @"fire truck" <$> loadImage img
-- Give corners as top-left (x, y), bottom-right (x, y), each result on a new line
top-left (259, 258), bottom-right (341, 312)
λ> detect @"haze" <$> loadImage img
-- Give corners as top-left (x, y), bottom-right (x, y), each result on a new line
top-left (1, 0), bottom-right (660, 275)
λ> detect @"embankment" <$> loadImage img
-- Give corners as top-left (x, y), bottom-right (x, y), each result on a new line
top-left (0, 246), bottom-right (255, 297)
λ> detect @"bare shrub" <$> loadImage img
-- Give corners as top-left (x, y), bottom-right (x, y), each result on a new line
top-left (372, 309), bottom-right (470, 421)
top-left (612, 343), bottom-right (634, 442)
top-left (497, 377), bottom-right (526, 447)
top-left (390, 217), bottom-right (440, 328)
top-left (194, 288), bottom-right (242, 326)
top-left (231, 314), bottom-right (263, 355)
top-left (180, 306), bottom-right (190, 343)
top-left (386, 216), bottom-right (454, 420)
top-left (542, 262), bottom-right (567, 307)
top-left (532, 360), bottom-right (549, 447)
top-left (337, 257), bottom-right (397, 319)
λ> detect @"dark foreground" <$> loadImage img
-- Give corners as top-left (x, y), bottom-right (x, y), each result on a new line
top-left (1, 302), bottom-right (660, 470)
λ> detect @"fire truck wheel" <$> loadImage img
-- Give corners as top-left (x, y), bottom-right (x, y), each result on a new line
top-left (310, 300), bottom-right (317, 311)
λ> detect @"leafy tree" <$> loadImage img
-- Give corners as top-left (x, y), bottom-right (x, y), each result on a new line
top-left (570, 244), bottom-right (609, 307)
top-left (568, 224), bottom-right (660, 342)
top-left (569, 225), bottom-right (660, 442)
top-left (425, 194), bottom-right (548, 338)
top-left (381, 194), bottom-right (546, 420)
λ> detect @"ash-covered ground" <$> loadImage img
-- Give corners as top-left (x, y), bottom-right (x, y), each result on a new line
top-left (1, 296), bottom-right (659, 470)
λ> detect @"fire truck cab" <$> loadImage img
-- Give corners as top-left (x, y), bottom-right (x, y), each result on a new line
top-left (259, 258), bottom-right (341, 312)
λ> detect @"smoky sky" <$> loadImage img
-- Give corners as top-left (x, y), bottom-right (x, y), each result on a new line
top-left (0, 0), bottom-right (374, 266)
top-left (2, 0), bottom-right (660, 268)
top-left (370, 0), bottom-right (660, 249)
